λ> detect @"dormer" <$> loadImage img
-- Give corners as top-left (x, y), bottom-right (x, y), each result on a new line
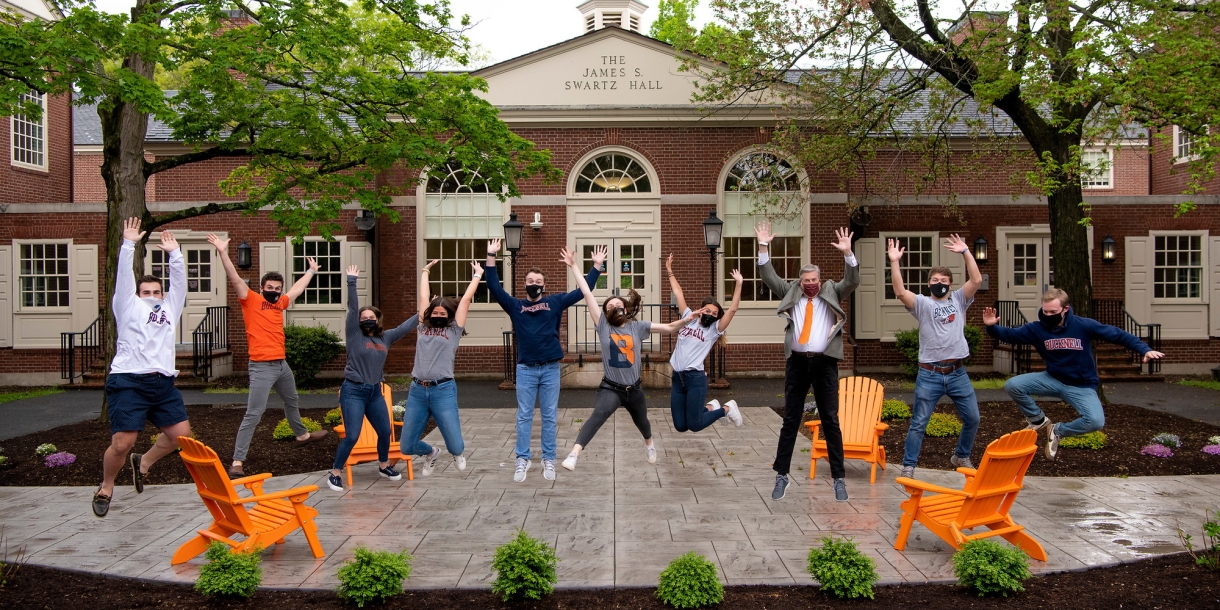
top-left (578, 0), bottom-right (648, 34)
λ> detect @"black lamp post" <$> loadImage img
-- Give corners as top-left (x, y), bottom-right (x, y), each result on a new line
top-left (236, 240), bottom-right (252, 269)
top-left (973, 236), bottom-right (988, 262)
top-left (1101, 235), bottom-right (1116, 263)
top-left (503, 212), bottom-right (524, 296)
top-left (702, 210), bottom-right (723, 296)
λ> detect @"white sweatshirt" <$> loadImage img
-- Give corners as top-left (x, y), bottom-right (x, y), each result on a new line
top-left (110, 240), bottom-right (186, 376)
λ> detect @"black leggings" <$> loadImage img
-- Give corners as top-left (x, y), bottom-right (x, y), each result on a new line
top-left (574, 381), bottom-right (652, 448)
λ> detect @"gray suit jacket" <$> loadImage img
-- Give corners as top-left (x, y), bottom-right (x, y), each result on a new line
top-left (759, 255), bottom-right (860, 360)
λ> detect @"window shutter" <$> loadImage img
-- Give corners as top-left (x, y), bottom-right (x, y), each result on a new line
top-left (70, 245), bottom-right (98, 331)
top-left (344, 241), bottom-right (373, 306)
top-left (941, 241), bottom-right (967, 290)
top-left (1125, 236), bottom-right (1152, 322)
top-left (1211, 237), bottom-right (1220, 337)
top-left (259, 241), bottom-right (286, 280)
top-left (853, 238), bottom-right (882, 339)
top-left (0, 246), bottom-right (10, 347)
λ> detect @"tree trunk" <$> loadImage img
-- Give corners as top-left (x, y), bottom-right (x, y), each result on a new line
top-left (1043, 170), bottom-right (1093, 320)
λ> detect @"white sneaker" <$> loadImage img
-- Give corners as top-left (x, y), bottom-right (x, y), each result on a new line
top-left (421, 447), bottom-right (441, 477)
top-left (724, 400), bottom-right (743, 427)
top-left (453, 454), bottom-right (466, 471)
top-left (542, 459), bottom-right (556, 481)
top-left (646, 444), bottom-right (657, 464)
top-left (513, 457), bottom-right (530, 482)
top-left (561, 454), bottom-right (578, 471)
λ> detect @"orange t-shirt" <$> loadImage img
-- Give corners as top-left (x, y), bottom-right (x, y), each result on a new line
top-left (240, 292), bottom-right (291, 362)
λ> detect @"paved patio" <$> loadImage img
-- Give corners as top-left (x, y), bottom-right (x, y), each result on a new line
top-left (0, 406), bottom-right (1213, 589)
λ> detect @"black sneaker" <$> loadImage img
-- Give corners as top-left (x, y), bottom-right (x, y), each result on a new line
top-left (378, 465), bottom-right (402, 481)
top-left (771, 474), bottom-right (789, 500)
top-left (92, 490), bottom-right (111, 518)
top-left (833, 478), bottom-right (849, 502)
top-left (1046, 424), bottom-right (1061, 460)
top-left (1025, 417), bottom-right (1052, 432)
top-left (327, 473), bottom-right (344, 492)
top-left (130, 452), bottom-right (145, 494)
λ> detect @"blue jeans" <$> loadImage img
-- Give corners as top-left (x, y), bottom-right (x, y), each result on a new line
top-left (670, 370), bottom-right (725, 432)
top-left (400, 380), bottom-right (464, 457)
top-left (1004, 372), bottom-right (1104, 438)
top-left (514, 361), bottom-right (561, 461)
top-left (903, 367), bottom-right (980, 467)
top-left (333, 380), bottom-right (391, 470)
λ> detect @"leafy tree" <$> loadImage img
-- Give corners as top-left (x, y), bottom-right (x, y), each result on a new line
top-left (0, 0), bottom-right (557, 402)
top-left (675, 0), bottom-right (1220, 318)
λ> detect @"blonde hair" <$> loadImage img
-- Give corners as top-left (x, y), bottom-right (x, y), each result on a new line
top-left (1041, 288), bottom-right (1070, 307)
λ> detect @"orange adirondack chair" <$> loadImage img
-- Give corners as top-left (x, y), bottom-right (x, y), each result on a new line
top-left (893, 429), bottom-right (1047, 561)
top-left (804, 376), bottom-right (888, 483)
top-left (172, 436), bottom-right (323, 565)
top-left (333, 382), bottom-right (413, 486)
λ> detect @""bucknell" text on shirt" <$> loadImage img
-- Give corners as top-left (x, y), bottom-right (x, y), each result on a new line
top-left (1043, 337), bottom-right (1084, 351)
top-left (521, 302), bottom-right (551, 313)
top-left (420, 327), bottom-right (450, 337)
top-left (261, 301), bottom-right (284, 311)
top-left (146, 311), bottom-right (172, 326)
top-left (677, 325), bottom-right (706, 341)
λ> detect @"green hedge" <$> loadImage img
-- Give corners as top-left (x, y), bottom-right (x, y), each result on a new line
top-left (284, 323), bottom-right (343, 383)
top-left (925, 413), bottom-right (963, 437)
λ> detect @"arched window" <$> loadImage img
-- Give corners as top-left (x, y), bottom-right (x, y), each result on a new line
top-left (574, 153), bottom-right (652, 193)
top-left (720, 151), bottom-right (806, 302)
top-left (422, 161), bottom-right (500, 302)
top-left (426, 161), bottom-right (491, 194)
top-left (724, 153), bottom-right (800, 192)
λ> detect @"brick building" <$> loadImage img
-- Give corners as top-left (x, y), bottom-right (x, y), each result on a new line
top-left (1, 0), bottom-right (1217, 385)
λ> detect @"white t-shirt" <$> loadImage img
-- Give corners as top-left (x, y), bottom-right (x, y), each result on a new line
top-left (110, 240), bottom-right (186, 376)
top-left (669, 308), bottom-right (724, 371)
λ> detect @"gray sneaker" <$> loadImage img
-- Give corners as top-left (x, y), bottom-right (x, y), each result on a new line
top-left (513, 457), bottom-right (531, 482)
top-left (420, 447), bottom-right (441, 476)
top-left (833, 478), bottom-right (849, 502)
top-left (1025, 417), bottom-right (1052, 432)
top-left (542, 459), bottom-right (556, 481)
top-left (771, 474), bottom-right (789, 500)
top-left (1046, 424), bottom-right (1061, 460)
top-left (949, 455), bottom-right (974, 469)
top-left (899, 465), bottom-right (915, 479)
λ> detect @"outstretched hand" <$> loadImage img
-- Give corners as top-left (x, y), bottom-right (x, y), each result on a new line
top-left (831, 227), bottom-right (854, 254)
top-left (422, 259), bottom-right (439, 273)
top-left (122, 217), bottom-right (145, 242)
top-left (487, 238), bottom-right (502, 256)
top-left (156, 231), bottom-right (179, 253)
top-left (590, 244), bottom-right (608, 268)
top-left (886, 238), bottom-right (905, 263)
top-left (306, 257), bottom-right (320, 273)
top-left (206, 233), bottom-right (229, 252)
top-left (754, 220), bottom-right (774, 244)
top-left (470, 260), bottom-right (484, 276)
top-left (347, 265), bottom-right (359, 278)
top-left (1143, 350), bottom-right (1165, 362)
top-left (730, 268), bottom-right (743, 282)
top-left (943, 234), bottom-right (969, 254)
top-left (665, 253), bottom-right (673, 274)
top-left (559, 247), bottom-right (576, 268)
top-left (982, 307), bottom-right (999, 326)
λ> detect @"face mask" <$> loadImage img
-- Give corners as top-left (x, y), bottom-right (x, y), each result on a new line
top-left (1038, 308), bottom-right (1064, 330)
top-left (141, 297), bottom-right (163, 311)
top-left (525, 284), bottom-right (544, 300)
top-left (428, 316), bottom-right (449, 329)
top-left (929, 283), bottom-right (950, 299)
top-left (801, 282), bottom-right (820, 298)
top-left (262, 290), bottom-right (282, 304)
top-left (359, 320), bottom-right (378, 334)
top-left (700, 314), bottom-right (717, 328)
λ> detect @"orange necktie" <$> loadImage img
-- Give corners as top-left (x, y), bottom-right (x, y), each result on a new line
top-left (798, 297), bottom-right (815, 345)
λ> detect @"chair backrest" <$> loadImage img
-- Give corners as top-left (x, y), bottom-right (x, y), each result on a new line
top-left (177, 436), bottom-right (255, 532)
top-left (956, 429), bottom-right (1038, 527)
top-left (345, 383), bottom-right (397, 452)
top-left (836, 376), bottom-right (886, 446)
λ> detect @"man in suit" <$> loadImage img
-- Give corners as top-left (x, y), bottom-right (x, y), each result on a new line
top-left (756, 222), bottom-right (859, 502)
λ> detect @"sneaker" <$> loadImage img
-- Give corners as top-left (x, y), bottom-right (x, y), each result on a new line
top-left (949, 455), bottom-right (974, 469)
top-left (709, 400), bottom-right (728, 426)
top-left (1046, 424), bottom-right (1061, 460)
top-left (454, 455), bottom-right (467, 471)
top-left (228, 463), bottom-right (245, 477)
top-left (326, 473), bottom-right (344, 492)
top-left (91, 490), bottom-right (111, 518)
top-left (561, 454), bottom-right (578, 471)
top-left (542, 459), bottom-right (556, 481)
top-left (724, 400), bottom-right (743, 427)
top-left (771, 474), bottom-right (789, 500)
top-left (899, 465), bottom-right (915, 479)
top-left (295, 429), bottom-right (330, 444)
top-left (130, 452), bottom-right (145, 494)
top-left (1025, 417), bottom-right (1053, 432)
top-left (833, 478), bottom-right (849, 502)
top-left (421, 447), bottom-right (441, 476)
top-left (514, 458), bottom-right (531, 482)
top-left (646, 444), bottom-right (657, 464)
top-left (378, 465), bottom-right (402, 481)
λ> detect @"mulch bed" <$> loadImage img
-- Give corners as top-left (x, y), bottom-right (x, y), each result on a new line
top-left (787, 401), bottom-right (1220, 477)
top-left (1, 553), bottom-right (1218, 609)
top-left (0, 406), bottom-right (435, 487)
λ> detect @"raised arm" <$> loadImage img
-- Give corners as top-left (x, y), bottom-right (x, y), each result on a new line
top-left (114, 218), bottom-right (143, 313)
top-left (419, 259), bottom-right (438, 319)
top-left (982, 307), bottom-right (1040, 345)
top-left (206, 233), bottom-right (248, 300)
top-left (455, 261), bottom-right (484, 328)
top-left (160, 231), bottom-right (186, 312)
top-left (284, 256), bottom-right (319, 302)
top-left (665, 253), bottom-right (688, 313)
top-left (831, 227), bottom-right (859, 296)
top-left (888, 239), bottom-right (917, 309)
top-left (754, 221), bottom-right (790, 296)
top-left (483, 238), bottom-right (514, 309)
top-left (562, 247), bottom-right (601, 324)
top-left (558, 246), bottom-right (606, 308)
top-left (944, 234), bottom-right (982, 300)
top-left (345, 266), bottom-right (361, 340)
top-left (1084, 318), bottom-right (1163, 361)
top-left (717, 269), bottom-right (744, 332)
top-left (651, 310), bottom-right (698, 335)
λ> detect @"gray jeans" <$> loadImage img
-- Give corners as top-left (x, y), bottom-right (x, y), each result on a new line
top-left (231, 360), bottom-right (305, 462)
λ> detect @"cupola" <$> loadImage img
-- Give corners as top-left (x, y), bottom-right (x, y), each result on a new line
top-left (577, 0), bottom-right (648, 33)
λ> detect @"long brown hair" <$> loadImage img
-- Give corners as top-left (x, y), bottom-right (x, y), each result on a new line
top-left (358, 305), bottom-right (383, 337)
top-left (603, 289), bottom-right (642, 326)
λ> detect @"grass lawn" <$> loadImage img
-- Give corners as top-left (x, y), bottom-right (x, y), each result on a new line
top-left (0, 387), bottom-right (64, 405)
top-left (885, 378), bottom-right (1008, 392)
top-left (1178, 379), bottom-right (1220, 391)
top-left (202, 387), bottom-right (337, 395)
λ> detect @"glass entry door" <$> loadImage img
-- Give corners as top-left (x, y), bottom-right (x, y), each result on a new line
top-left (577, 239), bottom-right (652, 301)
top-left (148, 243), bottom-right (225, 344)
top-left (1006, 237), bottom-right (1053, 321)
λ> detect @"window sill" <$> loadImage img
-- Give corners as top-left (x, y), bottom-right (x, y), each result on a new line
top-left (9, 162), bottom-right (50, 174)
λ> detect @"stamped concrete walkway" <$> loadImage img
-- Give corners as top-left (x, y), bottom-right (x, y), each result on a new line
top-left (1, 406), bottom-right (1214, 589)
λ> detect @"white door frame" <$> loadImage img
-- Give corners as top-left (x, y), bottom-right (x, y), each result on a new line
top-left (146, 230), bottom-right (227, 344)
top-left (996, 224), bottom-right (1093, 319)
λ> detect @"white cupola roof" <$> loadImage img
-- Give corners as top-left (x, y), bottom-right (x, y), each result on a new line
top-left (577, 0), bottom-right (648, 34)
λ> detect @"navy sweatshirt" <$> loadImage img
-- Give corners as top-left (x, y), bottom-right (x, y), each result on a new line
top-left (486, 264), bottom-right (602, 365)
top-left (985, 309), bottom-right (1151, 389)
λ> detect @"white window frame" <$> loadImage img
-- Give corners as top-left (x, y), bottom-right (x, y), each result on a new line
top-left (880, 232), bottom-right (940, 302)
top-left (416, 162), bottom-right (507, 310)
top-left (1150, 230), bottom-right (1208, 304)
top-left (285, 236), bottom-right (346, 311)
top-left (13, 239), bottom-right (71, 311)
top-left (1081, 148), bottom-right (1113, 189)
top-left (11, 91), bottom-right (48, 171)
top-left (567, 147), bottom-right (659, 200)
top-left (1173, 125), bottom-right (1205, 164)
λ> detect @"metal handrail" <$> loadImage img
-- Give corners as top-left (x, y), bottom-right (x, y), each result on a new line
top-left (1092, 299), bottom-right (1161, 375)
top-left (992, 300), bottom-right (1032, 374)
top-left (60, 308), bottom-right (105, 384)
top-left (568, 303), bottom-right (679, 354)
top-left (502, 330), bottom-right (517, 384)
top-left (192, 306), bottom-right (229, 380)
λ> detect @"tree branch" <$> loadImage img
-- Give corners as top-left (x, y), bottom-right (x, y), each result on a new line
top-left (143, 147), bottom-right (251, 177)
top-left (917, 0), bottom-right (950, 45)
top-left (147, 201), bottom-right (252, 229)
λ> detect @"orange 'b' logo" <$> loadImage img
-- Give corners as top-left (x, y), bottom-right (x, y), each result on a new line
top-left (610, 333), bottom-right (635, 367)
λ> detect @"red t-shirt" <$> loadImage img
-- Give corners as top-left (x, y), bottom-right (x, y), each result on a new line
top-left (240, 292), bottom-right (291, 361)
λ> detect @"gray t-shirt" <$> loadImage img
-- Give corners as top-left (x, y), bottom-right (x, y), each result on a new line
top-left (907, 288), bottom-right (974, 363)
top-left (596, 316), bottom-right (652, 386)
top-left (668, 308), bottom-right (723, 372)
top-left (411, 323), bottom-right (463, 382)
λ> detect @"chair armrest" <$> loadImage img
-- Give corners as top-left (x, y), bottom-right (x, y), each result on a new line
top-left (334, 424), bottom-right (346, 439)
top-left (236, 485), bottom-right (320, 504)
top-left (874, 422), bottom-right (889, 432)
top-left (804, 420), bottom-right (822, 431)
top-left (895, 477), bottom-right (970, 497)
top-left (393, 421), bottom-right (402, 429)
top-left (230, 473), bottom-right (273, 488)
top-left (956, 467), bottom-right (978, 477)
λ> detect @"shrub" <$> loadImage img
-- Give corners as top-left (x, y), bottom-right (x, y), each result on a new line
top-left (881, 399), bottom-right (911, 420)
top-left (1140, 444), bottom-right (1173, 458)
top-left (655, 552), bottom-right (724, 609)
top-left (491, 529), bottom-right (558, 602)
top-left (195, 543), bottom-right (262, 599)
top-left (952, 539), bottom-right (1031, 597)
top-left (925, 413), bottom-right (963, 437)
top-left (1059, 431), bottom-right (1106, 450)
top-left (1179, 508), bottom-right (1220, 570)
top-left (284, 323), bottom-right (343, 383)
top-left (895, 326), bottom-right (983, 377)
top-left (1210, 435), bottom-right (1220, 446)
top-left (33, 443), bottom-right (56, 458)
top-left (1150, 433), bottom-right (1181, 448)
top-left (0, 456), bottom-right (7, 466)
top-left (806, 536), bottom-right (877, 600)
top-left (325, 407), bottom-right (344, 427)
top-left (273, 417), bottom-right (322, 441)
top-left (391, 404), bottom-right (405, 422)
top-left (336, 546), bottom-right (412, 607)
top-left (44, 452), bottom-right (76, 468)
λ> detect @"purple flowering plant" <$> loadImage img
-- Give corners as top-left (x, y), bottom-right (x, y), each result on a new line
top-left (44, 451), bottom-right (76, 468)
top-left (1140, 444), bottom-right (1173, 458)
top-left (1203, 445), bottom-right (1220, 456)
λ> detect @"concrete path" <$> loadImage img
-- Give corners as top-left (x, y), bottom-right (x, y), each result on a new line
top-left (0, 406), bottom-right (1211, 590)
